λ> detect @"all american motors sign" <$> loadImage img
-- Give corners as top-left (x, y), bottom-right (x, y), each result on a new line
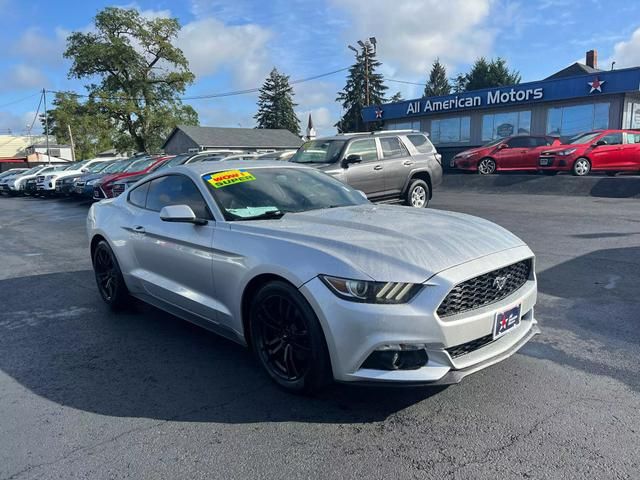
top-left (405, 87), bottom-right (544, 114)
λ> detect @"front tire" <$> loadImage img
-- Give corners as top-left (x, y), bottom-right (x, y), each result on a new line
top-left (405, 179), bottom-right (430, 208)
top-left (249, 281), bottom-right (332, 394)
top-left (572, 158), bottom-right (591, 176)
top-left (92, 240), bottom-right (131, 311)
top-left (478, 157), bottom-right (497, 175)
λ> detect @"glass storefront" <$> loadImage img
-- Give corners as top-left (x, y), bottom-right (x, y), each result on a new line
top-left (430, 116), bottom-right (470, 144)
top-left (481, 110), bottom-right (531, 141)
top-left (623, 101), bottom-right (640, 129)
top-left (546, 103), bottom-right (610, 136)
top-left (383, 120), bottom-right (422, 131)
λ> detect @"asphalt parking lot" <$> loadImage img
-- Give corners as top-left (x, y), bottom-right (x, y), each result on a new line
top-left (1, 186), bottom-right (639, 480)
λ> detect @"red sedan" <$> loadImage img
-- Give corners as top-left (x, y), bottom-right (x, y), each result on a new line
top-left (93, 155), bottom-right (172, 199)
top-left (452, 135), bottom-right (561, 174)
top-left (538, 130), bottom-right (640, 176)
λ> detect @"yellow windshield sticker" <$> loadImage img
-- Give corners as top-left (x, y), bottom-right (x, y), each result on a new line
top-left (205, 170), bottom-right (256, 188)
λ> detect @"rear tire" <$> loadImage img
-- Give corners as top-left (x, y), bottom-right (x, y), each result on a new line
top-left (92, 240), bottom-right (131, 311)
top-left (572, 158), bottom-right (591, 176)
top-left (478, 157), bottom-right (496, 175)
top-left (404, 179), bottom-right (430, 208)
top-left (249, 281), bottom-right (332, 395)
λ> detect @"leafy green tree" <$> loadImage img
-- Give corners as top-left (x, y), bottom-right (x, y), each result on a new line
top-left (41, 92), bottom-right (114, 159)
top-left (455, 57), bottom-right (521, 92)
top-left (64, 7), bottom-right (198, 153)
top-left (423, 58), bottom-right (451, 97)
top-left (336, 45), bottom-right (387, 132)
top-left (254, 68), bottom-right (300, 135)
top-left (389, 91), bottom-right (404, 103)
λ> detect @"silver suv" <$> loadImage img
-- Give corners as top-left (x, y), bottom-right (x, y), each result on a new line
top-left (289, 130), bottom-right (443, 207)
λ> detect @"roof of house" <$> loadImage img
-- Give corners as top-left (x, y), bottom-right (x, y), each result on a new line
top-left (545, 62), bottom-right (602, 80)
top-left (163, 125), bottom-right (303, 150)
top-left (28, 143), bottom-right (71, 149)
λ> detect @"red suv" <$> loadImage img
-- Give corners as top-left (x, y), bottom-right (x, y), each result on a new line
top-left (93, 156), bottom-right (171, 199)
top-left (452, 135), bottom-right (561, 174)
top-left (538, 130), bottom-right (640, 176)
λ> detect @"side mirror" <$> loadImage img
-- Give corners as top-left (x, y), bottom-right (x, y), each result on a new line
top-left (160, 205), bottom-right (208, 225)
top-left (498, 143), bottom-right (509, 149)
top-left (342, 154), bottom-right (362, 167)
top-left (593, 139), bottom-right (607, 147)
top-left (81, 168), bottom-right (89, 172)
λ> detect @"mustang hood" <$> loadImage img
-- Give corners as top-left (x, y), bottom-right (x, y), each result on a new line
top-left (230, 204), bottom-right (528, 283)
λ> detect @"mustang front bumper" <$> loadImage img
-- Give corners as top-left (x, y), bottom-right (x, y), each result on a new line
top-left (300, 245), bottom-right (539, 384)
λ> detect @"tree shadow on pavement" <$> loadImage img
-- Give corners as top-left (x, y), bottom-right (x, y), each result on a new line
top-left (0, 270), bottom-right (446, 424)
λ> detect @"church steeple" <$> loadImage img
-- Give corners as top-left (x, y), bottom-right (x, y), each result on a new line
top-left (306, 114), bottom-right (316, 140)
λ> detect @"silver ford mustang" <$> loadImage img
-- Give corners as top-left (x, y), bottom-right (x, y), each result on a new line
top-left (87, 161), bottom-right (539, 393)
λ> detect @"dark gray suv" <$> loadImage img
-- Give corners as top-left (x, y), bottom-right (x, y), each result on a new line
top-left (290, 130), bottom-right (443, 207)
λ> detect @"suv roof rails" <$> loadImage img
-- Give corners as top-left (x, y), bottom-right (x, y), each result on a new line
top-left (339, 129), bottom-right (425, 137)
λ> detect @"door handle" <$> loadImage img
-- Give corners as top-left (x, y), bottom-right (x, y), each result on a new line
top-left (373, 165), bottom-right (383, 171)
top-left (133, 225), bottom-right (146, 234)
top-left (403, 160), bottom-right (414, 166)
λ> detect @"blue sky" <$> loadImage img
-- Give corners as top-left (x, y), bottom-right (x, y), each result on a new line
top-left (1, 0), bottom-right (640, 137)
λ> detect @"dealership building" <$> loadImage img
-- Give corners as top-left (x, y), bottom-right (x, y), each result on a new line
top-left (362, 51), bottom-right (640, 167)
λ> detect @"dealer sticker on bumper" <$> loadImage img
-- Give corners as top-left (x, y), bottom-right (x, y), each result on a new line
top-left (494, 304), bottom-right (521, 339)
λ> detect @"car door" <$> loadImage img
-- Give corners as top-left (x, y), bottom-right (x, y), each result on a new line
top-left (621, 132), bottom-right (640, 170)
top-left (378, 135), bottom-right (412, 196)
top-left (590, 132), bottom-right (623, 170)
top-left (127, 174), bottom-right (219, 322)
top-left (342, 138), bottom-right (385, 197)
top-left (498, 137), bottom-right (532, 170)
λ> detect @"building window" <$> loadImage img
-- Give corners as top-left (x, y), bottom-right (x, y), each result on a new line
top-left (481, 110), bottom-right (531, 141)
top-left (430, 117), bottom-right (470, 144)
top-left (546, 103), bottom-right (610, 136)
top-left (384, 120), bottom-right (421, 131)
top-left (623, 101), bottom-right (640, 129)
top-left (48, 148), bottom-right (61, 158)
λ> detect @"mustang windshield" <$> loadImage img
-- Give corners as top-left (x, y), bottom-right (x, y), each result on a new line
top-left (289, 140), bottom-right (346, 164)
top-left (203, 167), bottom-right (368, 221)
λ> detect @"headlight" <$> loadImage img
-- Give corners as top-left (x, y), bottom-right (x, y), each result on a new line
top-left (556, 148), bottom-right (577, 156)
top-left (320, 275), bottom-right (422, 304)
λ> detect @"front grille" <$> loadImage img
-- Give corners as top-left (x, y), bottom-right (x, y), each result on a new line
top-left (437, 259), bottom-right (532, 318)
top-left (76, 181), bottom-right (85, 187)
top-left (446, 334), bottom-right (494, 359)
top-left (112, 184), bottom-right (125, 197)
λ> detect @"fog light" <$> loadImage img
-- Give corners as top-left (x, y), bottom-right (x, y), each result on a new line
top-left (361, 348), bottom-right (428, 371)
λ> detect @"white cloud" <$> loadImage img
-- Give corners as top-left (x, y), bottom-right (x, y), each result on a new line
top-left (609, 27), bottom-right (640, 68)
top-left (0, 110), bottom-right (39, 135)
top-left (177, 17), bottom-right (272, 87)
top-left (13, 27), bottom-right (69, 66)
top-left (332, 0), bottom-right (496, 78)
top-left (0, 65), bottom-right (48, 93)
top-left (296, 106), bottom-right (335, 136)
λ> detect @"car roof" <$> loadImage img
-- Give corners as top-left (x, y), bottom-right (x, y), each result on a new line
top-left (178, 160), bottom-right (310, 176)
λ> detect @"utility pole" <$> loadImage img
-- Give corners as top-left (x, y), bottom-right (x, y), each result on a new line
top-left (43, 88), bottom-right (50, 165)
top-left (68, 124), bottom-right (76, 162)
top-left (348, 37), bottom-right (377, 131)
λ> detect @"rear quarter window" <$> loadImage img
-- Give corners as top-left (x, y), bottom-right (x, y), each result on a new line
top-left (128, 181), bottom-right (150, 208)
top-left (406, 134), bottom-right (434, 154)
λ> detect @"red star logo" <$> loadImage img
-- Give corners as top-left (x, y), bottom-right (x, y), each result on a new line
top-left (500, 317), bottom-right (508, 329)
top-left (375, 108), bottom-right (383, 119)
top-left (588, 77), bottom-right (605, 93)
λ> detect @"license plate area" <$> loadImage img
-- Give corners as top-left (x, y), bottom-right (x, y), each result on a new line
top-left (494, 304), bottom-right (521, 339)
top-left (539, 158), bottom-right (551, 166)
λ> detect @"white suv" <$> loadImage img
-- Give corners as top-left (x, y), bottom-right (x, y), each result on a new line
top-left (36, 159), bottom-right (112, 194)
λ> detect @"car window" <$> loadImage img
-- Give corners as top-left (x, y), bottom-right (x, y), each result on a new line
top-left (379, 137), bottom-right (408, 159)
top-left (128, 181), bottom-right (150, 208)
top-left (600, 133), bottom-right (623, 145)
top-left (345, 139), bottom-right (378, 162)
top-left (406, 134), bottom-right (434, 153)
top-left (507, 137), bottom-right (532, 148)
top-left (625, 132), bottom-right (640, 144)
top-left (146, 175), bottom-right (211, 219)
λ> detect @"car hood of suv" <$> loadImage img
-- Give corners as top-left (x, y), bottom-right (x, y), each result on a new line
top-left (229, 204), bottom-right (527, 283)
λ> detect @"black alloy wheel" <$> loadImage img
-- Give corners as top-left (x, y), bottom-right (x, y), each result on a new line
top-left (92, 240), bottom-right (130, 310)
top-left (250, 281), bottom-right (331, 394)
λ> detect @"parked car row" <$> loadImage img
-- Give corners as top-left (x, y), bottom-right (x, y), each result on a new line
top-left (452, 129), bottom-right (640, 176)
top-left (0, 149), bottom-right (300, 201)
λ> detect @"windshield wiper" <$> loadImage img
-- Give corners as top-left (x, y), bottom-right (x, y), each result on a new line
top-left (234, 210), bottom-right (287, 221)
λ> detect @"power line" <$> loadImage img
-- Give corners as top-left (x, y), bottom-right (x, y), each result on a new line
top-left (45, 66), bottom-right (352, 102)
top-left (27, 91), bottom-right (44, 134)
top-left (387, 78), bottom-right (427, 87)
top-left (0, 92), bottom-right (41, 109)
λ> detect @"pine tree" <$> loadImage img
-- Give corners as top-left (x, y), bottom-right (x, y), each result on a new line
top-left (423, 58), bottom-right (451, 97)
top-left (335, 45), bottom-right (387, 133)
top-left (454, 57), bottom-right (521, 92)
top-left (254, 68), bottom-right (300, 135)
top-left (389, 91), bottom-right (404, 103)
